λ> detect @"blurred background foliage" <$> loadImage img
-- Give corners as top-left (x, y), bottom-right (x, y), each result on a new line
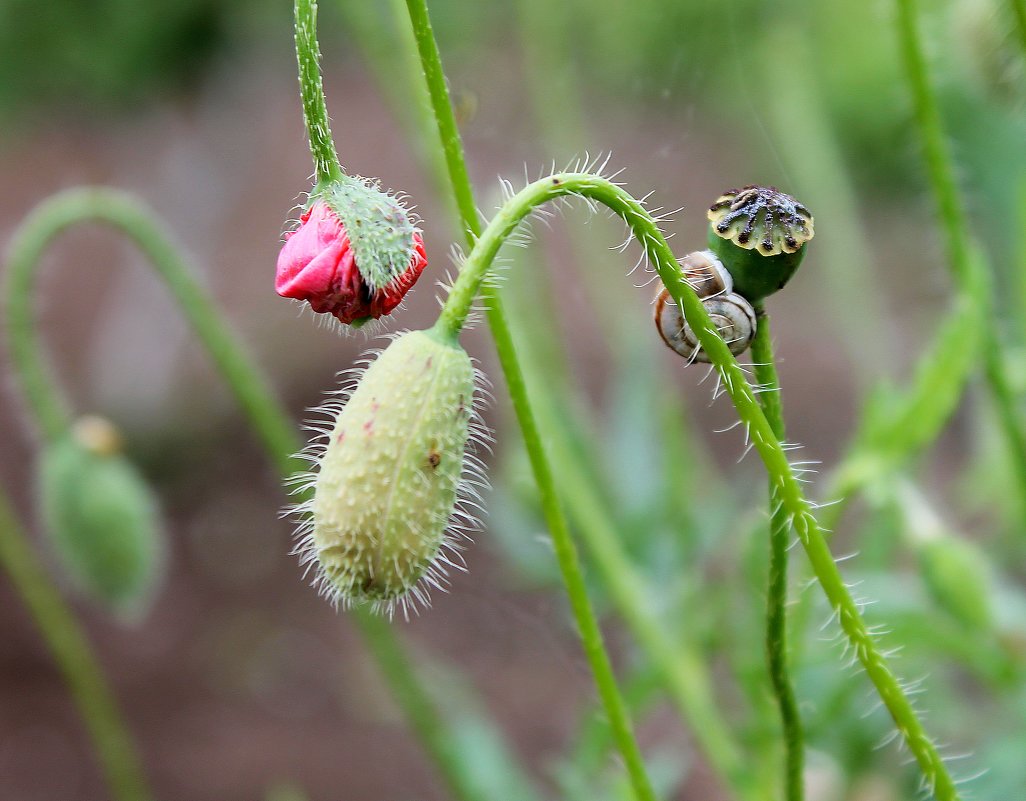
top-left (2, 0), bottom-right (1026, 800)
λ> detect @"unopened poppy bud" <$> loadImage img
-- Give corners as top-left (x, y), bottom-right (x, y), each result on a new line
top-left (276, 177), bottom-right (428, 326)
top-left (291, 329), bottom-right (484, 615)
top-left (38, 416), bottom-right (164, 614)
top-left (707, 185), bottom-right (814, 301)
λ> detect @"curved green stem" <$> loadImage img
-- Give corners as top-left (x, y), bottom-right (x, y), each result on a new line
top-left (3, 189), bottom-right (486, 801)
top-left (398, 2), bottom-right (756, 795)
top-left (4, 189), bottom-right (298, 473)
top-left (751, 308), bottom-right (804, 801)
top-left (0, 490), bottom-right (152, 801)
top-left (403, 4), bottom-right (658, 799)
top-left (295, 0), bottom-right (343, 190)
top-left (895, 0), bottom-right (1026, 504)
top-left (433, 171), bottom-right (962, 801)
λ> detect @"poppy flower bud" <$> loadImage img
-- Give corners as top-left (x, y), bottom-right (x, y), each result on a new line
top-left (38, 416), bottom-right (164, 614)
top-left (707, 185), bottom-right (814, 302)
top-left (291, 329), bottom-right (484, 615)
top-left (276, 177), bottom-right (428, 326)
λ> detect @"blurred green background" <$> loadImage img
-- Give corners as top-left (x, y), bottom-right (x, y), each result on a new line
top-left (2, 0), bottom-right (1026, 800)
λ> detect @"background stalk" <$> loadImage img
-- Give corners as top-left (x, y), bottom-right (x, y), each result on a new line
top-left (0, 489), bottom-right (152, 801)
top-left (750, 308), bottom-right (804, 801)
top-left (2, 189), bottom-right (488, 801)
top-left (894, 0), bottom-right (1026, 503)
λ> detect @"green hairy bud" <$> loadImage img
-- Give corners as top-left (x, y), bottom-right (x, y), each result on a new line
top-left (38, 416), bottom-right (164, 614)
top-left (291, 329), bottom-right (485, 616)
top-left (319, 176), bottom-right (420, 292)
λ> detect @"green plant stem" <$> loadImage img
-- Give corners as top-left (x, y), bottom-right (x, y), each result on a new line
top-left (4, 189), bottom-right (298, 473)
top-left (403, 4), bottom-right (658, 800)
top-left (3, 189), bottom-right (485, 801)
top-left (895, 0), bottom-right (1026, 502)
top-left (0, 489), bottom-right (152, 801)
top-left (1010, 0), bottom-right (1026, 65)
top-left (431, 171), bottom-right (962, 801)
top-left (750, 308), bottom-right (804, 801)
top-left (295, 0), bottom-right (343, 190)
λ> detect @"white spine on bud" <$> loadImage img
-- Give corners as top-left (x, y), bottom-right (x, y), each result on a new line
top-left (290, 329), bottom-right (487, 617)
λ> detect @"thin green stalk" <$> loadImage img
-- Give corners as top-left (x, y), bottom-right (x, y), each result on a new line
top-left (750, 308), bottom-right (804, 801)
top-left (508, 8), bottom-right (761, 792)
top-left (3, 190), bottom-right (486, 801)
top-left (403, 4), bottom-right (657, 799)
top-left (1010, 0), bottom-right (1026, 65)
top-left (504, 262), bottom-right (761, 801)
top-left (432, 171), bottom-right (962, 801)
top-left (895, 0), bottom-right (1026, 501)
top-left (295, 0), bottom-right (342, 190)
top-left (0, 489), bottom-right (152, 801)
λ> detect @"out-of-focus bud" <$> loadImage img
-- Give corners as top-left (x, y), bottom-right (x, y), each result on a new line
top-left (276, 177), bottom-right (428, 326)
top-left (291, 329), bottom-right (483, 616)
top-left (39, 416), bottom-right (164, 614)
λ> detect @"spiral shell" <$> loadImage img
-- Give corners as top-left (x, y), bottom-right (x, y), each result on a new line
top-left (654, 250), bottom-right (757, 363)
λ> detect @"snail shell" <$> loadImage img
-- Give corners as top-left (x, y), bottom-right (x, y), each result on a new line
top-left (654, 250), bottom-right (757, 363)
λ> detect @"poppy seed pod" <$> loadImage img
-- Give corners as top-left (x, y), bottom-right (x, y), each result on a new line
top-left (706, 185), bottom-right (814, 302)
top-left (276, 176), bottom-right (428, 326)
top-left (290, 329), bottom-right (486, 616)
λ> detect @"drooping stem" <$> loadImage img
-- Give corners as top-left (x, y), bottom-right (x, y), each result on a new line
top-left (402, 4), bottom-right (658, 800)
top-left (751, 308), bottom-right (804, 801)
top-left (432, 171), bottom-right (962, 801)
top-left (4, 189), bottom-right (298, 473)
top-left (0, 490), bottom-right (153, 801)
top-left (894, 0), bottom-right (1026, 503)
top-left (295, 0), bottom-right (343, 190)
top-left (2, 189), bottom-right (486, 801)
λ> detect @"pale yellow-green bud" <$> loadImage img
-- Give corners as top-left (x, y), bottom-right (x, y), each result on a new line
top-left (292, 329), bottom-right (482, 616)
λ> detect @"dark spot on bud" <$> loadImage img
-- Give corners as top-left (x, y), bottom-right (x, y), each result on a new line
top-left (552, 177), bottom-right (561, 185)
top-left (427, 450), bottom-right (441, 469)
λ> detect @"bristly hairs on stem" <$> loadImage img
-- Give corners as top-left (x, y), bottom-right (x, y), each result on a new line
top-left (430, 167), bottom-right (964, 801)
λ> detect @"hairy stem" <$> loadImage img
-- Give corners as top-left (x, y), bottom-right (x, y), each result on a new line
top-left (403, 3), bottom-right (659, 799)
top-left (433, 171), bottom-right (962, 801)
top-left (751, 308), bottom-right (804, 801)
top-left (895, 0), bottom-right (1026, 503)
top-left (295, 0), bottom-right (343, 189)
top-left (0, 490), bottom-right (152, 801)
top-left (2, 189), bottom-right (485, 801)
